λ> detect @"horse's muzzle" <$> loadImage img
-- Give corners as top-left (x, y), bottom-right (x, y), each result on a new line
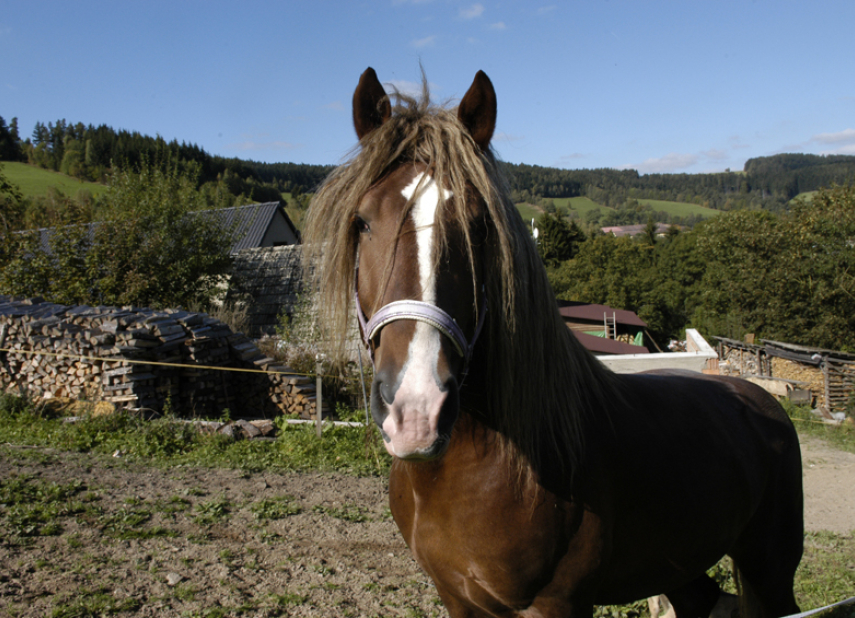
top-left (370, 368), bottom-right (459, 460)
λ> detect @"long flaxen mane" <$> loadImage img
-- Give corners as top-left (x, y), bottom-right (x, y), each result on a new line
top-left (303, 82), bottom-right (621, 475)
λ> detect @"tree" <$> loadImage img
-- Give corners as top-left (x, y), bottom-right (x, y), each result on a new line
top-left (691, 185), bottom-right (855, 350)
top-left (0, 163), bottom-right (24, 232)
top-left (536, 212), bottom-right (586, 267)
top-left (0, 117), bottom-right (22, 161)
top-left (0, 161), bottom-right (236, 309)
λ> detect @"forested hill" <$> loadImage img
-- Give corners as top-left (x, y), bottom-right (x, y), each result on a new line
top-left (2, 116), bottom-right (854, 214)
top-left (502, 153), bottom-right (855, 213)
top-left (0, 117), bottom-right (334, 200)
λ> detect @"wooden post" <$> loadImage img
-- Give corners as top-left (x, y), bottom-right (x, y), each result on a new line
top-left (315, 355), bottom-right (323, 437)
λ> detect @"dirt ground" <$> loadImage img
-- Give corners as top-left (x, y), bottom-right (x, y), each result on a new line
top-left (0, 435), bottom-right (852, 618)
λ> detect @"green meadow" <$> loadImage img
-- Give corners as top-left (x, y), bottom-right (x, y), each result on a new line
top-left (636, 198), bottom-right (721, 219)
top-left (2, 161), bottom-right (109, 199)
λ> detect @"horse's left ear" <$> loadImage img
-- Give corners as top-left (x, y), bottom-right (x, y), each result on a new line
top-left (353, 67), bottom-right (392, 141)
top-left (458, 71), bottom-right (497, 150)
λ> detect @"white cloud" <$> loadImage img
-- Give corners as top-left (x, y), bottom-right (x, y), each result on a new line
top-left (629, 153), bottom-right (699, 174)
top-left (537, 5), bottom-right (557, 15)
top-left (701, 148), bottom-right (728, 161)
top-left (821, 143), bottom-right (855, 156)
top-left (489, 21), bottom-right (507, 30)
top-left (811, 128), bottom-right (855, 144)
top-left (459, 4), bottom-right (485, 19)
top-left (411, 35), bottom-right (436, 48)
top-left (323, 101), bottom-right (344, 111)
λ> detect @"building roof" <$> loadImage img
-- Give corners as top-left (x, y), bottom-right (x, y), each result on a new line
top-left (206, 202), bottom-right (299, 252)
top-left (557, 300), bottom-right (648, 328)
top-left (29, 201), bottom-right (298, 256)
top-left (572, 331), bottom-right (649, 355)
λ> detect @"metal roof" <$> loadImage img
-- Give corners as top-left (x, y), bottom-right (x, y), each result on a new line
top-left (26, 202), bottom-right (297, 256)
top-left (205, 202), bottom-right (295, 252)
top-left (557, 301), bottom-right (648, 328)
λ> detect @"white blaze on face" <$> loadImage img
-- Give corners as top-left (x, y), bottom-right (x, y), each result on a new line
top-left (382, 172), bottom-right (453, 457)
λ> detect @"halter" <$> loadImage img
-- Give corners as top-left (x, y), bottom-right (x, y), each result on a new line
top-left (354, 266), bottom-right (487, 374)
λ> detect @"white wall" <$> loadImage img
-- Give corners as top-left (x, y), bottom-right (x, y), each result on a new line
top-left (597, 329), bottom-right (717, 374)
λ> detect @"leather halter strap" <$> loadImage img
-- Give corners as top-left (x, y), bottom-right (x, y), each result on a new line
top-left (354, 268), bottom-right (486, 372)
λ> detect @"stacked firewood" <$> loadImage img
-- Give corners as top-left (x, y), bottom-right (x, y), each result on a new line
top-left (0, 296), bottom-right (327, 420)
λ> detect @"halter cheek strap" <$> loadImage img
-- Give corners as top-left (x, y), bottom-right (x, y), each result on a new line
top-left (354, 269), bottom-right (487, 373)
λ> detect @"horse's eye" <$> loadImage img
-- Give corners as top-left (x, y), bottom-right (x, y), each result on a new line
top-left (355, 216), bottom-right (371, 235)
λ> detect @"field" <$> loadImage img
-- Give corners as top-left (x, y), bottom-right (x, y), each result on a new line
top-left (635, 198), bottom-right (720, 219)
top-left (520, 196), bottom-right (720, 224)
top-left (556, 196), bottom-right (610, 217)
top-left (0, 399), bottom-right (853, 618)
top-left (2, 161), bottom-right (109, 199)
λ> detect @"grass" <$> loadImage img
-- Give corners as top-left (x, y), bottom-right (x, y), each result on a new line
top-left (558, 196), bottom-right (612, 217)
top-left (0, 392), bottom-right (391, 476)
top-left (3, 161), bottom-right (109, 199)
top-left (783, 399), bottom-right (855, 454)
top-left (514, 201), bottom-right (543, 225)
top-left (521, 196), bottom-right (717, 223)
top-left (636, 198), bottom-right (721, 219)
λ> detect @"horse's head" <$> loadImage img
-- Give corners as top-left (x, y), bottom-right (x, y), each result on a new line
top-left (352, 68), bottom-right (497, 460)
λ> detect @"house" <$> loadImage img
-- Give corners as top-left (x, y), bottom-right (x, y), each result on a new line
top-left (601, 223), bottom-right (675, 238)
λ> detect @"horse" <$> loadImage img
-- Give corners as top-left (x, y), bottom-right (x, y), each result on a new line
top-left (303, 68), bottom-right (804, 618)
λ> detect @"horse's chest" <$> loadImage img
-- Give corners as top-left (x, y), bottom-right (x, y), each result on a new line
top-left (389, 462), bottom-right (586, 612)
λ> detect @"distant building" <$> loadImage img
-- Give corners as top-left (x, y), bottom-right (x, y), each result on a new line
top-left (601, 223), bottom-right (675, 238)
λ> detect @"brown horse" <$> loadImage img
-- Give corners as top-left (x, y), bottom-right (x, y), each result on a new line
top-left (303, 68), bottom-right (803, 618)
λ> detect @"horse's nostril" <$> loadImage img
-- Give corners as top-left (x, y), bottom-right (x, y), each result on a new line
top-left (379, 381), bottom-right (396, 405)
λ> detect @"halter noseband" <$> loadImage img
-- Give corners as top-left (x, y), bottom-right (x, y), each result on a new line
top-left (354, 269), bottom-right (487, 374)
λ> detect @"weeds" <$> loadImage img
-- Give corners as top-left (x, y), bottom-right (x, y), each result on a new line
top-left (782, 400), bottom-right (855, 454)
top-left (250, 495), bottom-right (301, 520)
top-left (193, 496), bottom-right (232, 525)
top-left (0, 476), bottom-right (92, 539)
top-left (312, 502), bottom-right (371, 523)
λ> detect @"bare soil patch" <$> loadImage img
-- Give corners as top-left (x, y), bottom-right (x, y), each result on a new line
top-left (1, 435), bottom-right (852, 617)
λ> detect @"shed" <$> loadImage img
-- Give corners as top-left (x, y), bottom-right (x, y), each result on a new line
top-left (557, 300), bottom-right (648, 351)
top-left (716, 336), bottom-right (855, 417)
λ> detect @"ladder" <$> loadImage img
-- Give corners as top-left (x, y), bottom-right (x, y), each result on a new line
top-left (604, 312), bottom-right (616, 339)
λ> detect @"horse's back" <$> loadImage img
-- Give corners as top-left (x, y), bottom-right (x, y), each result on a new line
top-left (586, 370), bottom-right (803, 603)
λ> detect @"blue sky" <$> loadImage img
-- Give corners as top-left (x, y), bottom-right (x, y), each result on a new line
top-left (3, 1), bottom-right (854, 174)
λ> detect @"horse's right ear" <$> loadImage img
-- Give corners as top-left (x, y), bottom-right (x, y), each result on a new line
top-left (353, 67), bottom-right (391, 141)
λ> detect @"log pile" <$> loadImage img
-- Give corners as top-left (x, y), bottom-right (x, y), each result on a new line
top-left (0, 296), bottom-right (328, 420)
top-left (771, 357), bottom-right (825, 408)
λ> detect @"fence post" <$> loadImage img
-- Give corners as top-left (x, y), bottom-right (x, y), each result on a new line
top-left (315, 354), bottom-right (323, 437)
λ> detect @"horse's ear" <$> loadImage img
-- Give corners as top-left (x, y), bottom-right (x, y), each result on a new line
top-left (458, 70), bottom-right (497, 150)
top-left (353, 67), bottom-right (391, 141)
